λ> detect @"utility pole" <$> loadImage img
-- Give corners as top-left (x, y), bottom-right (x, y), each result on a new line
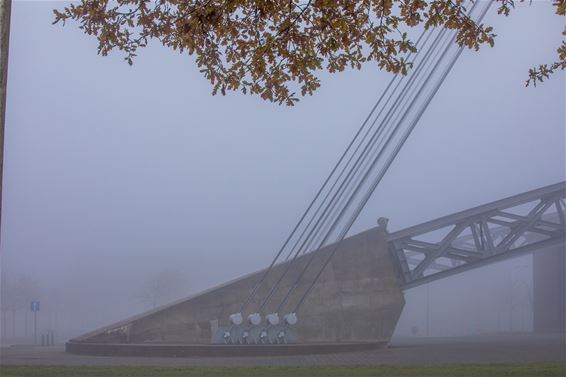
top-left (0, 1), bottom-right (12, 345)
top-left (0, 0), bottom-right (11, 237)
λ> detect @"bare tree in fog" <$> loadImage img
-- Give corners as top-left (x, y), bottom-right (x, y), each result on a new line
top-left (0, 276), bottom-right (40, 341)
top-left (138, 269), bottom-right (189, 309)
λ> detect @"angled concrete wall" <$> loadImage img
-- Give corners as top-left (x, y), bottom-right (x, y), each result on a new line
top-left (70, 227), bottom-right (404, 345)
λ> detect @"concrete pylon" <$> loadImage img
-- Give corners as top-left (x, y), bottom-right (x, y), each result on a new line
top-left (67, 227), bottom-right (405, 355)
top-left (533, 243), bottom-right (566, 333)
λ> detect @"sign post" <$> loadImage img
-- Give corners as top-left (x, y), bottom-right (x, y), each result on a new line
top-left (30, 301), bottom-right (39, 344)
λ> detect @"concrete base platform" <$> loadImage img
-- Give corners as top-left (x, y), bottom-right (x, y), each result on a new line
top-left (3, 334), bottom-right (563, 366)
top-left (65, 341), bottom-right (386, 357)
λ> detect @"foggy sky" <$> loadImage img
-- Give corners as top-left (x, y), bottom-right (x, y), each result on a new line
top-left (1, 1), bottom-right (564, 337)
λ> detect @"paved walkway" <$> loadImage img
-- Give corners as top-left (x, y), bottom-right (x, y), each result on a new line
top-left (1, 334), bottom-right (564, 367)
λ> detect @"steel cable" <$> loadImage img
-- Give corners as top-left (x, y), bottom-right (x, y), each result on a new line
top-left (275, 22), bottom-right (455, 313)
top-left (255, 29), bottom-right (440, 313)
top-left (240, 25), bottom-right (431, 315)
top-left (290, 0), bottom-right (494, 314)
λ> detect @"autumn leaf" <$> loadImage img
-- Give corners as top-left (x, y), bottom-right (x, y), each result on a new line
top-left (52, 0), bottom-right (564, 105)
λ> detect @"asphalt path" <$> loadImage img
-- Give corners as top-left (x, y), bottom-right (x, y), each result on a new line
top-left (1, 334), bottom-right (564, 367)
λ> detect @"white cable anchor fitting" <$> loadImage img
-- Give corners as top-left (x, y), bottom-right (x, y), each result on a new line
top-left (266, 313), bottom-right (280, 326)
top-left (247, 313), bottom-right (262, 326)
top-left (229, 312), bottom-right (243, 326)
top-left (283, 312), bottom-right (298, 326)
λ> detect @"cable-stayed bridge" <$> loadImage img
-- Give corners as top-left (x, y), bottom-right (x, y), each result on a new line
top-left (66, 0), bottom-right (565, 356)
top-left (67, 182), bottom-right (565, 356)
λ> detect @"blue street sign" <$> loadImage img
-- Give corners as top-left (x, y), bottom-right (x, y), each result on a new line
top-left (30, 301), bottom-right (40, 312)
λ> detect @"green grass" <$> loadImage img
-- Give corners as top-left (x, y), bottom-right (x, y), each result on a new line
top-left (0, 363), bottom-right (564, 377)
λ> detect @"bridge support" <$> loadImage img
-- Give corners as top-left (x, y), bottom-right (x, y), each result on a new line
top-left (67, 227), bottom-right (405, 355)
top-left (533, 244), bottom-right (565, 333)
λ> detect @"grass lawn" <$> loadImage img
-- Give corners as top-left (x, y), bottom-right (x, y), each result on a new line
top-left (1, 363), bottom-right (564, 377)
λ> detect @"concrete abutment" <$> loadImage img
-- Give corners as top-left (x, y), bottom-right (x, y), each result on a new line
top-left (67, 227), bottom-right (405, 355)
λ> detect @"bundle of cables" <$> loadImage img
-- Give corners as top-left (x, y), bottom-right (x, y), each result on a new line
top-left (230, 0), bottom-right (494, 331)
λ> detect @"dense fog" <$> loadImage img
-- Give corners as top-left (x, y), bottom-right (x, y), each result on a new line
top-left (1, 1), bottom-right (564, 343)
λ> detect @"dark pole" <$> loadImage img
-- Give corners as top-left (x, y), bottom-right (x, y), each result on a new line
top-left (1, 309), bottom-right (5, 343)
top-left (0, 0), bottom-right (11, 241)
top-left (0, 0), bottom-right (11, 346)
top-left (33, 310), bottom-right (37, 345)
top-left (426, 283), bottom-right (430, 337)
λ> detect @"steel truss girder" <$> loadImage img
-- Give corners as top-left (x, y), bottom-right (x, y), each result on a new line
top-left (387, 182), bottom-right (566, 289)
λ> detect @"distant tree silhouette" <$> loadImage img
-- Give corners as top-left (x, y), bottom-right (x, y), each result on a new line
top-left (138, 269), bottom-right (189, 309)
